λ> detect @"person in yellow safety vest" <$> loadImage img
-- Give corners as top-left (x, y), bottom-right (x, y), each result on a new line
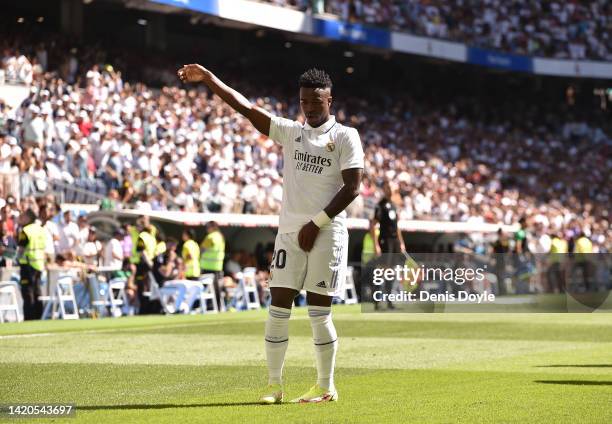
top-left (361, 222), bottom-right (380, 265)
top-left (130, 216), bottom-right (157, 264)
top-left (133, 229), bottom-right (161, 314)
top-left (548, 233), bottom-right (568, 293)
top-left (200, 221), bottom-right (225, 308)
top-left (154, 237), bottom-right (167, 257)
top-left (181, 229), bottom-right (200, 280)
top-left (574, 232), bottom-right (593, 291)
top-left (129, 224), bottom-right (140, 264)
top-left (550, 234), bottom-right (568, 258)
top-left (17, 209), bottom-right (47, 320)
top-left (574, 233), bottom-right (593, 254)
top-left (200, 221), bottom-right (225, 271)
top-left (139, 231), bottom-right (156, 260)
top-left (357, 222), bottom-right (380, 303)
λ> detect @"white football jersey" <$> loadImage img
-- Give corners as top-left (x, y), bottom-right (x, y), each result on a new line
top-left (269, 115), bottom-right (365, 234)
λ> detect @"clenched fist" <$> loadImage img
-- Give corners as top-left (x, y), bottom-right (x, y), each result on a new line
top-left (177, 64), bottom-right (210, 83)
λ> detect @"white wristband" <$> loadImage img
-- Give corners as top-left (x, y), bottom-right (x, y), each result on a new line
top-left (312, 210), bottom-right (332, 228)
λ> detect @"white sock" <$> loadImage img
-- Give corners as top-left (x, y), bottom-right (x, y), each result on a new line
top-left (265, 305), bottom-right (291, 385)
top-left (308, 305), bottom-right (337, 391)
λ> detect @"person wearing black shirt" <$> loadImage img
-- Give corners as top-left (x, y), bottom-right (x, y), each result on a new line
top-left (373, 181), bottom-right (406, 255)
top-left (152, 240), bottom-right (178, 287)
top-left (371, 180), bottom-right (406, 309)
top-left (134, 236), bottom-right (162, 314)
top-left (514, 217), bottom-right (529, 253)
top-left (492, 228), bottom-right (509, 295)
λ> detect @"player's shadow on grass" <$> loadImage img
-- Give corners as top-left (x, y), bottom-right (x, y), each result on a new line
top-left (534, 380), bottom-right (612, 386)
top-left (79, 402), bottom-right (270, 411)
top-left (535, 364), bottom-right (612, 368)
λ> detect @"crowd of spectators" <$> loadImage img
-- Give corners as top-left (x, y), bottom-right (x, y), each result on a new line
top-left (0, 27), bottom-right (610, 256)
top-left (262, 0), bottom-right (612, 61)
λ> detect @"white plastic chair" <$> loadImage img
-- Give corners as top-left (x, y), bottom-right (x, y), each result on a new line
top-left (55, 276), bottom-right (79, 320)
top-left (144, 272), bottom-right (161, 301)
top-left (0, 282), bottom-right (22, 323)
top-left (198, 273), bottom-right (219, 314)
top-left (241, 267), bottom-right (261, 310)
top-left (108, 278), bottom-right (128, 317)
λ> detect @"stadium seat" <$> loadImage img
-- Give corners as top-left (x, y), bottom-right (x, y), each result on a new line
top-left (0, 282), bottom-right (22, 323)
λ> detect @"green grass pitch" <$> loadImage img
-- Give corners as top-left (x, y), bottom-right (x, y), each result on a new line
top-left (1, 305), bottom-right (611, 423)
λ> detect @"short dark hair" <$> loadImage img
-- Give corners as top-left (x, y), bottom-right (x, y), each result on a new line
top-left (299, 68), bottom-right (332, 90)
top-left (24, 208), bottom-right (37, 223)
top-left (183, 228), bottom-right (195, 239)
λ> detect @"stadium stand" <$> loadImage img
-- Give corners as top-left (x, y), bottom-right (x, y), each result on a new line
top-left (1, 26), bottom-right (609, 250)
top-left (0, 3), bottom-right (610, 319)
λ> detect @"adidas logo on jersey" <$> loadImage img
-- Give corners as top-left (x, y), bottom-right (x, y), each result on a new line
top-left (316, 281), bottom-right (327, 288)
top-left (294, 136), bottom-right (301, 143)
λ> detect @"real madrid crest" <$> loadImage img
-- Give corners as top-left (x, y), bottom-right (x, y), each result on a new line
top-left (326, 136), bottom-right (335, 152)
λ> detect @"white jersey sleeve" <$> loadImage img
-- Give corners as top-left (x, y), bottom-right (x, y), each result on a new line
top-left (269, 115), bottom-right (302, 146)
top-left (338, 127), bottom-right (365, 170)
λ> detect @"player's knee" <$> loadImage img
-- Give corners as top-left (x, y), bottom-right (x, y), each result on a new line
top-left (306, 291), bottom-right (333, 307)
top-left (270, 287), bottom-right (299, 309)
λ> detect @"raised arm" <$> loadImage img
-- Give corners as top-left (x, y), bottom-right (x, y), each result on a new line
top-left (177, 64), bottom-right (271, 136)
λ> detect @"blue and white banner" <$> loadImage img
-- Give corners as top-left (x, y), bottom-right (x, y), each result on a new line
top-left (467, 47), bottom-right (533, 73)
top-left (150, 0), bottom-right (219, 16)
top-left (533, 58), bottom-right (612, 79)
top-left (391, 33), bottom-right (466, 62)
top-left (312, 18), bottom-right (390, 49)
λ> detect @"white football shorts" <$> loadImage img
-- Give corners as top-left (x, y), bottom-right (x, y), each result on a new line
top-left (269, 224), bottom-right (349, 298)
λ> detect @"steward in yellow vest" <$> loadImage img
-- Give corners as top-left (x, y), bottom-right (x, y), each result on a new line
top-left (362, 226), bottom-right (380, 264)
top-left (574, 234), bottom-right (593, 255)
top-left (139, 231), bottom-right (157, 261)
top-left (181, 229), bottom-right (200, 280)
top-left (133, 228), bottom-right (162, 314)
top-left (129, 217), bottom-right (157, 264)
top-left (17, 209), bottom-right (47, 320)
top-left (549, 235), bottom-right (568, 263)
top-left (573, 232), bottom-right (594, 291)
top-left (200, 222), bottom-right (225, 273)
top-left (200, 221), bottom-right (225, 309)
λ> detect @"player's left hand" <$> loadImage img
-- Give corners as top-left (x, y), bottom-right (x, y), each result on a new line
top-left (298, 221), bottom-right (320, 252)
